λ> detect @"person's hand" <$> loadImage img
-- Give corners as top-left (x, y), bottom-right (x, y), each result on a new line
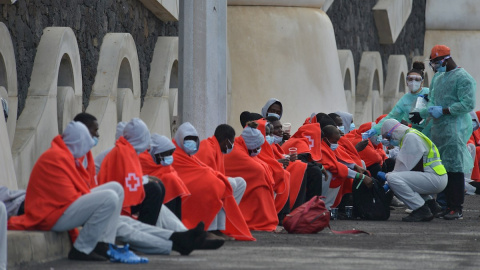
top-left (278, 159), bottom-right (289, 168)
top-left (355, 140), bottom-right (369, 152)
top-left (365, 129), bottom-right (377, 138)
top-left (282, 132), bottom-right (291, 141)
top-left (428, 106), bottom-right (443, 118)
top-left (289, 153), bottom-right (297, 162)
top-left (321, 166), bottom-right (328, 180)
top-left (354, 164), bottom-right (367, 174)
top-left (409, 112), bottom-right (423, 124)
top-left (376, 171), bottom-right (386, 182)
top-left (363, 175), bottom-right (373, 189)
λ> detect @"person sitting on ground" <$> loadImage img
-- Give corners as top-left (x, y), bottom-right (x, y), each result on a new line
top-left (281, 123), bottom-right (326, 202)
top-left (97, 118), bottom-right (164, 226)
top-left (195, 124), bottom-right (247, 208)
top-left (8, 121), bottom-right (133, 261)
top-left (172, 122), bottom-right (254, 241)
top-left (139, 134), bottom-right (191, 219)
top-left (261, 98), bottom-right (290, 141)
top-left (321, 125), bottom-right (373, 209)
top-left (255, 119), bottom-right (290, 222)
top-left (344, 122), bottom-right (387, 178)
top-left (224, 121), bottom-right (280, 231)
top-left (260, 116), bottom-right (308, 211)
top-left (378, 119), bottom-right (447, 222)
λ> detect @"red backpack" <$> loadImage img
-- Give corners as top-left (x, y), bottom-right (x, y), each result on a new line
top-left (283, 196), bottom-right (368, 234)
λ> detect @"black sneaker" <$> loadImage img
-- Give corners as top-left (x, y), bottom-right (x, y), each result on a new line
top-left (425, 199), bottom-right (443, 216)
top-left (402, 204), bottom-right (433, 222)
top-left (68, 247), bottom-right (107, 261)
top-left (443, 209), bottom-right (463, 220)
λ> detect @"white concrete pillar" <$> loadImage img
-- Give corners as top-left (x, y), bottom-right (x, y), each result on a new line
top-left (179, 0), bottom-right (227, 139)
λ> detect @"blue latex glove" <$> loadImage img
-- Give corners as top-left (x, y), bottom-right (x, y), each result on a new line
top-left (428, 106), bottom-right (443, 118)
top-left (376, 171), bottom-right (386, 183)
top-left (364, 128), bottom-right (377, 139)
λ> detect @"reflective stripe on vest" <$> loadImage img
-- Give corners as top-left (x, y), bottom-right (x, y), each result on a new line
top-left (400, 129), bottom-right (447, 175)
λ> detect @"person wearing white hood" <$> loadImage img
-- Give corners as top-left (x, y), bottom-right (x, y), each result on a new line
top-left (377, 119), bottom-right (447, 222)
top-left (335, 111), bottom-right (355, 134)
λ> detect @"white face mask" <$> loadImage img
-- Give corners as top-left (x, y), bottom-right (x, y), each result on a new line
top-left (183, 140), bottom-right (198, 155)
top-left (160, 155), bottom-right (174, 166)
top-left (330, 143), bottom-right (338, 151)
top-left (267, 112), bottom-right (280, 119)
top-left (407, 80), bottom-right (422, 93)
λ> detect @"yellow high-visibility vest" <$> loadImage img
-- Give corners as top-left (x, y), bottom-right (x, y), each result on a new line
top-left (399, 129), bottom-right (447, 175)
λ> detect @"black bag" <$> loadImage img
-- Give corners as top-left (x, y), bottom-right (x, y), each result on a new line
top-left (352, 177), bottom-right (391, 220)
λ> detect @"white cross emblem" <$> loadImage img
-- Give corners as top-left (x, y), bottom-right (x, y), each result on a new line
top-left (125, 173), bottom-right (141, 192)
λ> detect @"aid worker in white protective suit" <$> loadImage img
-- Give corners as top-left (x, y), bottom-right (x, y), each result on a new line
top-left (377, 119), bottom-right (447, 222)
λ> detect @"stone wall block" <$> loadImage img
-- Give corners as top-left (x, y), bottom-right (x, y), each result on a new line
top-left (383, 55), bottom-right (408, 114)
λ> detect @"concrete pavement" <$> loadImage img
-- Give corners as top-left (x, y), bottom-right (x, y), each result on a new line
top-left (13, 194), bottom-right (480, 270)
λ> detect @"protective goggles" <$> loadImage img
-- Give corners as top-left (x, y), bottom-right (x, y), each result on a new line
top-left (406, 75), bottom-right (423, 82)
top-left (429, 56), bottom-right (450, 70)
top-left (384, 123), bottom-right (402, 140)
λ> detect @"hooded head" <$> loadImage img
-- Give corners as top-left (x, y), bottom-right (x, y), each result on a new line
top-left (150, 133), bottom-right (176, 164)
top-left (241, 123), bottom-right (265, 150)
top-left (174, 122), bottom-right (200, 155)
top-left (123, 118), bottom-right (151, 154)
top-left (381, 119), bottom-right (409, 141)
top-left (116, 121), bottom-right (128, 140)
top-left (150, 134), bottom-right (175, 156)
top-left (335, 111), bottom-right (353, 133)
top-left (63, 121), bottom-right (95, 158)
top-left (261, 98), bottom-right (283, 120)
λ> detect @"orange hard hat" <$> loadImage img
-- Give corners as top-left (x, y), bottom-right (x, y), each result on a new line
top-left (430, 45), bottom-right (450, 60)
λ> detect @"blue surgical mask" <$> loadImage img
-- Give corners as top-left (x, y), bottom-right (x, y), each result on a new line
top-left (266, 135), bottom-right (274, 145)
top-left (436, 65), bottom-right (446, 73)
top-left (161, 155), bottom-right (174, 166)
top-left (273, 134), bottom-right (283, 144)
top-left (350, 123), bottom-right (355, 130)
top-left (183, 140), bottom-right (198, 154)
top-left (267, 112), bottom-right (280, 119)
top-left (338, 126), bottom-right (345, 133)
top-left (225, 143), bottom-right (234, 154)
top-left (330, 143), bottom-right (338, 151)
top-left (92, 136), bottom-right (99, 147)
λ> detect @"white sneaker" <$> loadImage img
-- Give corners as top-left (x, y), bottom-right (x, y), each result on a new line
top-left (391, 196), bottom-right (405, 208)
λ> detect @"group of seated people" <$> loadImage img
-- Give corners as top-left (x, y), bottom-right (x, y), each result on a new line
top-left (1, 90), bottom-right (480, 266)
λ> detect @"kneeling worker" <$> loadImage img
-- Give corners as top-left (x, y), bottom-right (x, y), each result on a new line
top-left (378, 119), bottom-right (447, 222)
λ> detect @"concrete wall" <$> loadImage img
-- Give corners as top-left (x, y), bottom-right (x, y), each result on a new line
top-left (227, 5), bottom-right (347, 133)
top-left (423, 0), bottom-right (480, 110)
top-left (0, 0), bottom-right (178, 117)
top-left (327, 0), bottom-right (426, 81)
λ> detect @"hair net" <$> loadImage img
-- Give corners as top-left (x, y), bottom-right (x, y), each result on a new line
top-left (241, 126), bottom-right (265, 150)
top-left (63, 121), bottom-right (95, 158)
top-left (123, 118), bottom-right (151, 154)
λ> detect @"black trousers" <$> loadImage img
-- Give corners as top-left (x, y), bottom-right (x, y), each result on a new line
top-left (165, 196), bottom-right (182, 220)
top-left (131, 181), bottom-right (165, 225)
top-left (445, 172), bottom-right (465, 211)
